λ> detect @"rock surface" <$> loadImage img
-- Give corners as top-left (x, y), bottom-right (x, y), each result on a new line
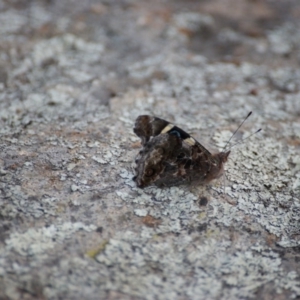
top-left (0, 0), bottom-right (299, 299)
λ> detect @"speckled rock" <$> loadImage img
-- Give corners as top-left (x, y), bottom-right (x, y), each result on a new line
top-left (0, 1), bottom-right (299, 299)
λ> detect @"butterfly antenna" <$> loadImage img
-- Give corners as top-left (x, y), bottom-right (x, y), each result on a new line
top-left (222, 111), bottom-right (253, 151)
top-left (227, 128), bottom-right (262, 150)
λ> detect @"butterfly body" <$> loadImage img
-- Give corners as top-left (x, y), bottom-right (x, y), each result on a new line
top-left (133, 115), bottom-right (230, 188)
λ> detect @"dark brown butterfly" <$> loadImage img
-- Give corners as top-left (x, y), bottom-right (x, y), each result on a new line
top-left (133, 115), bottom-right (230, 188)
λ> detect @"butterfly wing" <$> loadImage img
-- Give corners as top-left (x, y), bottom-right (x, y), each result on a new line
top-left (152, 143), bottom-right (214, 187)
top-left (134, 115), bottom-right (211, 153)
top-left (133, 133), bottom-right (183, 188)
top-left (134, 115), bottom-right (169, 145)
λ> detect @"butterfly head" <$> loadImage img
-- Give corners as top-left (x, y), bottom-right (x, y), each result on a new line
top-left (205, 150), bottom-right (230, 182)
top-left (217, 150), bottom-right (230, 164)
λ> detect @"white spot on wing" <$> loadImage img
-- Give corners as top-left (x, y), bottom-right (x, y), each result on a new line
top-left (161, 123), bottom-right (174, 134)
top-left (184, 137), bottom-right (196, 146)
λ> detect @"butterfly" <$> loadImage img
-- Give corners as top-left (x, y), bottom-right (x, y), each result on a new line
top-left (132, 115), bottom-right (230, 188)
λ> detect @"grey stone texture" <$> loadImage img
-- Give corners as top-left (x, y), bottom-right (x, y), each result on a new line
top-left (0, 0), bottom-right (299, 299)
